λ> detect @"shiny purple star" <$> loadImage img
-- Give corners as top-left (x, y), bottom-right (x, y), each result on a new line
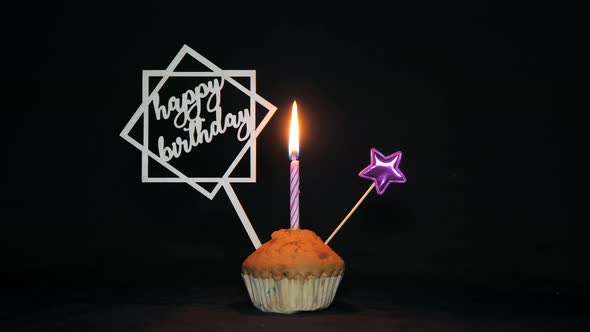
top-left (359, 148), bottom-right (406, 195)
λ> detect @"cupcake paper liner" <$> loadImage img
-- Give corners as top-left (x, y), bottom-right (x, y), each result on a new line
top-left (241, 273), bottom-right (343, 314)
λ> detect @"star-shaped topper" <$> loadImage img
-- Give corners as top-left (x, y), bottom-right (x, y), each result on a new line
top-left (359, 148), bottom-right (406, 195)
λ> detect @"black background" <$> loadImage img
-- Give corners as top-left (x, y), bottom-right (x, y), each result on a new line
top-left (4, 1), bottom-right (588, 329)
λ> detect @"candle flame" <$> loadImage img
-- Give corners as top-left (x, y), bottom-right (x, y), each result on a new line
top-left (289, 100), bottom-right (299, 159)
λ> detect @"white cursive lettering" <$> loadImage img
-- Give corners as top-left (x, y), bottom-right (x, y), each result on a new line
top-left (151, 78), bottom-right (251, 161)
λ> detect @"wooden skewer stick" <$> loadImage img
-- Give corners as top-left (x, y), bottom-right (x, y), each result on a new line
top-left (324, 183), bottom-right (375, 245)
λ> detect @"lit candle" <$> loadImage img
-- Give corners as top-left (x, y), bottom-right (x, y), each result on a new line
top-left (289, 101), bottom-right (300, 229)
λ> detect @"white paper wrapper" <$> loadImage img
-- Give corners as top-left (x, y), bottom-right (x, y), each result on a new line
top-left (241, 273), bottom-right (343, 314)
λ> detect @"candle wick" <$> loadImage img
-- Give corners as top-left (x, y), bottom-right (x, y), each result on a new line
top-left (291, 151), bottom-right (297, 161)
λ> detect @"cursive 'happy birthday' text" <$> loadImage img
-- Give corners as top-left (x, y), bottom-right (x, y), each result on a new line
top-left (152, 78), bottom-right (251, 162)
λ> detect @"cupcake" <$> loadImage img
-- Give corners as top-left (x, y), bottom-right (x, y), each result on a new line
top-left (241, 228), bottom-right (345, 314)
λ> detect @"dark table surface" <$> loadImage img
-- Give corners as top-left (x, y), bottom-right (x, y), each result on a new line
top-left (2, 286), bottom-right (588, 332)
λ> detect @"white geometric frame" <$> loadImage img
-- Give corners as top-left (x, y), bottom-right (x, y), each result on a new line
top-left (120, 45), bottom-right (277, 248)
top-left (142, 70), bottom-right (257, 184)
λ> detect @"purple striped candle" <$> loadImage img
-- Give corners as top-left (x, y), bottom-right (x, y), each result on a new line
top-left (289, 101), bottom-right (300, 229)
top-left (290, 153), bottom-right (300, 229)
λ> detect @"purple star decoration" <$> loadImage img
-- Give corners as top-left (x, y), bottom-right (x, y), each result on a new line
top-left (359, 148), bottom-right (406, 195)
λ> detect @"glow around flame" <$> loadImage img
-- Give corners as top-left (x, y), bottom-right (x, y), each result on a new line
top-left (289, 100), bottom-right (299, 159)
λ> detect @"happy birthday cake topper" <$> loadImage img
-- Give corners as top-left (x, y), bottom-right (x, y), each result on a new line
top-left (120, 45), bottom-right (277, 248)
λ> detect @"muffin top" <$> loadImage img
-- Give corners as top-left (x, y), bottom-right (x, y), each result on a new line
top-left (242, 228), bottom-right (344, 280)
